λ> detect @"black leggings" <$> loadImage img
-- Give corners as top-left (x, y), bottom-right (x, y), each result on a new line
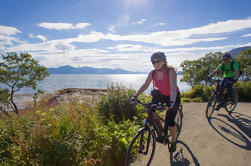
top-left (152, 92), bottom-right (181, 127)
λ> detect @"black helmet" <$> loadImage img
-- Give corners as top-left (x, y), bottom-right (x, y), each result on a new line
top-left (221, 52), bottom-right (231, 60)
top-left (151, 52), bottom-right (166, 61)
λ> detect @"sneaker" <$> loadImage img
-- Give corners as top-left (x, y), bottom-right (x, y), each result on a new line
top-left (169, 141), bottom-right (177, 152)
top-left (156, 135), bottom-right (164, 143)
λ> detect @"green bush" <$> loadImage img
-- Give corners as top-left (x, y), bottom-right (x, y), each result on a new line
top-left (0, 101), bottom-right (140, 166)
top-left (181, 84), bottom-right (213, 102)
top-left (96, 83), bottom-right (139, 123)
top-left (181, 81), bottom-right (251, 102)
top-left (0, 85), bottom-right (154, 165)
top-left (234, 80), bottom-right (251, 101)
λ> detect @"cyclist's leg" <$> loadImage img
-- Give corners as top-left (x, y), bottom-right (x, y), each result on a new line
top-left (165, 92), bottom-right (180, 143)
top-left (165, 93), bottom-right (180, 152)
top-left (216, 79), bottom-right (226, 108)
top-left (225, 78), bottom-right (236, 102)
top-left (153, 111), bottom-right (163, 137)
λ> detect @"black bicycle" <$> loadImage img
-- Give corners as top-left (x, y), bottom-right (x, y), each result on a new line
top-left (125, 99), bottom-right (183, 166)
top-left (206, 78), bottom-right (238, 119)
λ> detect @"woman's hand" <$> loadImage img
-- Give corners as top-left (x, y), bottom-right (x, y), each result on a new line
top-left (168, 101), bottom-right (174, 109)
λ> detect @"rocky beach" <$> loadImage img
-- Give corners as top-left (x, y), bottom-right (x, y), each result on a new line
top-left (13, 88), bottom-right (108, 110)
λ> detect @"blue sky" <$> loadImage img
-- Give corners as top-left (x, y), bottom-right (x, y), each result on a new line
top-left (0, 0), bottom-right (251, 72)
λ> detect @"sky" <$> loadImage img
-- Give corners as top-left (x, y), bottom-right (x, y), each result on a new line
top-left (0, 0), bottom-right (251, 72)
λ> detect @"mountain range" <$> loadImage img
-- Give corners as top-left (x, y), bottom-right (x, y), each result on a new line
top-left (229, 46), bottom-right (251, 58)
top-left (47, 46), bottom-right (250, 74)
top-left (47, 65), bottom-right (146, 74)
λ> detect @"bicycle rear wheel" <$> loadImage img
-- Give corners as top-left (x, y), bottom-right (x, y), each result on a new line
top-left (225, 90), bottom-right (238, 113)
top-left (206, 92), bottom-right (217, 119)
top-left (125, 127), bottom-right (156, 166)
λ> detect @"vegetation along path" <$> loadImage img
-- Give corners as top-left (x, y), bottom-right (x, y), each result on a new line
top-left (141, 102), bottom-right (251, 166)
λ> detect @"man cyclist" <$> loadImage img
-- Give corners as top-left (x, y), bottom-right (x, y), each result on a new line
top-left (206, 52), bottom-right (240, 110)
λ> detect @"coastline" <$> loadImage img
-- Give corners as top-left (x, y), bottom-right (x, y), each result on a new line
top-left (13, 88), bottom-right (108, 110)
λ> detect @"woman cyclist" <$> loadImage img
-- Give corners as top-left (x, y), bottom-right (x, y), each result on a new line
top-left (131, 52), bottom-right (181, 152)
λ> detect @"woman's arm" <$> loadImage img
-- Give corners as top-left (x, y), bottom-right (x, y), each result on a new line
top-left (135, 70), bottom-right (154, 97)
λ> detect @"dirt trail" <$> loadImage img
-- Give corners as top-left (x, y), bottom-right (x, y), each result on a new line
top-left (148, 102), bottom-right (251, 166)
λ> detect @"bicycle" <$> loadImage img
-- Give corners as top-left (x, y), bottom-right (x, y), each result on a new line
top-left (125, 99), bottom-right (183, 166)
top-left (205, 78), bottom-right (238, 119)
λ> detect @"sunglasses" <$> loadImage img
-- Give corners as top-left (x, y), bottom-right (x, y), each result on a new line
top-left (151, 60), bottom-right (162, 64)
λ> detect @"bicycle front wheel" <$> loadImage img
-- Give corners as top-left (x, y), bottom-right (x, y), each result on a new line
top-left (125, 127), bottom-right (156, 166)
top-left (206, 92), bottom-right (217, 119)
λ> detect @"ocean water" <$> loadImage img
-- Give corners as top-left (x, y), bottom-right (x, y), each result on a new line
top-left (1, 74), bottom-right (191, 94)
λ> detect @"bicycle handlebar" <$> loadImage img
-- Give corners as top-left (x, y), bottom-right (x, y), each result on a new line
top-left (204, 77), bottom-right (221, 85)
top-left (131, 98), bottom-right (167, 111)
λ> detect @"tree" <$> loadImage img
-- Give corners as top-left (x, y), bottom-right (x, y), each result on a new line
top-left (180, 52), bottom-right (222, 87)
top-left (0, 88), bottom-right (10, 114)
top-left (236, 48), bottom-right (251, 81)
top-left (0, 52), bottom-right (50, 113)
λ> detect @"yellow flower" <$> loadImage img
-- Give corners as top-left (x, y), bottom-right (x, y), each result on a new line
top-left (40, 112), bottom-right (47, 117)
top-left (49, 108), bottom-right (55, 112)
top-left (40, 118), bottom-right (45, 122)
top-left (36, 110), bottom-right (41, 114)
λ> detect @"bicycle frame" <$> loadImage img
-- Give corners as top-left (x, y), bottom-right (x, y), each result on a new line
top-left (207, 78), bottom-right (238, 113)
top-left (134, 99), bottom-right (182, 148)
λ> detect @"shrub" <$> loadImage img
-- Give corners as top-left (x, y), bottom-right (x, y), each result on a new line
top-left (0, 100), bottom-right (140, 166)
top-left (181, 81), bottom-right (251, 102)
top-left (234, 80), bottom-right (251, 101)
top-left (96, 83), bottom-right (138, 123)
top-left (181, 84), bottom-right (213, 102)
top-left (0, 85), bottom-right (154, 165)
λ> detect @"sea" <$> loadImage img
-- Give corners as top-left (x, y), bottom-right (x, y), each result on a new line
top-left (1, 74), bottom-right (191, 94)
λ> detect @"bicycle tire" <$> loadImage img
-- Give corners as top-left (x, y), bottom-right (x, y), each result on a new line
top-left (176, 107), bottom-right (183, 139)
top-left (206, 92), bottom-right (217, 119)
top-left (125, 127), bottom-right (156, 166)
top-left (225, 90), bottom-right (238, 113)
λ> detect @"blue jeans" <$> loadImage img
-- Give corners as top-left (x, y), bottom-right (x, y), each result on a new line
top-left (221, 78), bottom-right (237, 98)
top-left (217, 78), bottom-right (237, 104)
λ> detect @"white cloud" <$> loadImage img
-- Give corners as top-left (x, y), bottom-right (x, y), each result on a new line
top-left (38, 22), bottom-right (91, 30)
top-left (158, 23), bottom-right (166, 26)
top-left (104, 18), bottom-right (251, 46)
top-left (36, 18), bottom-right (245, 48)
top-left (0, 25), bottom-right (21, 35)
top-left (242, 33), bottom-right (251, 37)
top-left (29, 34), bottom-right (47, 42)
top-left (0, 25), bottom-right (24, 48)
top-left (190, 18), bottom-right (251, 35)
top-left (107, 44), bottom-right (143, 51)
top-left (37, 35), bottom-right (47, 42)
top-left (132, 18), bottom-right (146, 24)
top-left (108, 25), bottom-right (116, 33)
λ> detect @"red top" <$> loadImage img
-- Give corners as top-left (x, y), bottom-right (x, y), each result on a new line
top-left (153, 69), bottom-right (170, 96)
